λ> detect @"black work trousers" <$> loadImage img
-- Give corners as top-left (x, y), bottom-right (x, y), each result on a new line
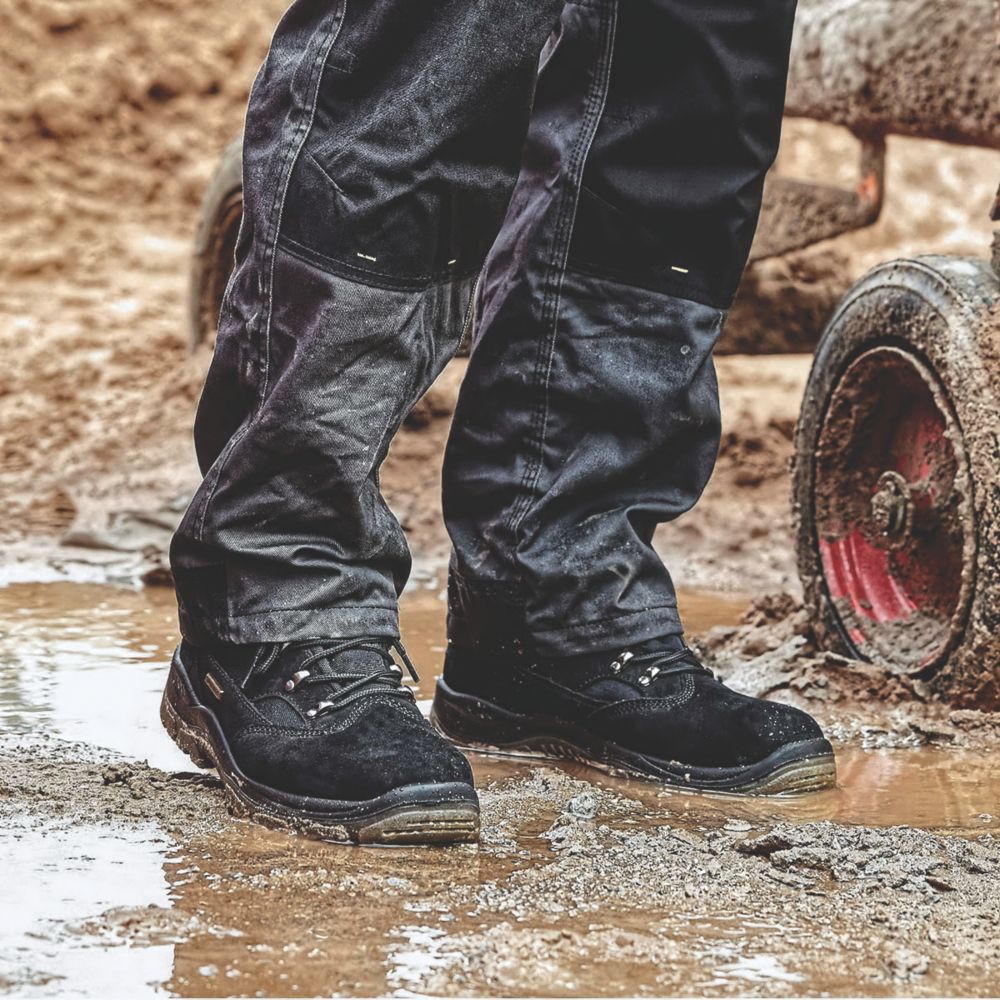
top-left (171, 0), bottom-right (797, 656)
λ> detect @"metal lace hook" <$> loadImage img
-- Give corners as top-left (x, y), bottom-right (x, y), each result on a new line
top-left (610, 650), bottom-right (634, 674)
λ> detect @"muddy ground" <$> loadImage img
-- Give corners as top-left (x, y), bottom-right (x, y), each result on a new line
top-left (2, 1), bottom-right (1000, 997)
top-left (2, 582), bottom-right (1000, 997)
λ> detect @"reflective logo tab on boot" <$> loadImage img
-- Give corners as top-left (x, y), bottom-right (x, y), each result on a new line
top-left (204, 672), bottom-right (225, 700)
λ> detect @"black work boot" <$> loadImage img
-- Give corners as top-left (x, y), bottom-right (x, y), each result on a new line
top-left (431, 636), bottom-right (835, 794)
top-left (161, 638), bottom-right (478, 843)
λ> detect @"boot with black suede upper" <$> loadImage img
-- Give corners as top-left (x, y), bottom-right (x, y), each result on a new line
top-left (431, 635), bottom-right (835, 794)
top-left (161, 637), bottom-right (478, 843)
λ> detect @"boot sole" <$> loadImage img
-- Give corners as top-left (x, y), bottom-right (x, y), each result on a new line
top-left (431, 678), bottom-right (836, 795)
top-left (160, 653), bottom-right (479, 845)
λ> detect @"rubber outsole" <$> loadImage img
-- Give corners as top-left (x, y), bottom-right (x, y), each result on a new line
top-left (431, 678), bottom-right (837, 796)
top-left (160, 654), bottom-right (480, 845)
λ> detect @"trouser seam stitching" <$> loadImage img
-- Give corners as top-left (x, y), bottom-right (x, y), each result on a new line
top-left (258, 0), bottom-right (349, 405)
top-left (507, 27), bottom-right (602, 532)
top-left (194, 2), bottom-right (348, 544)
top-left (278, 235), bottom-right (481, 290)
top-left (506, 47), bottom-right (596, 536)
top-left (505, 0), bottom-right (617, 541)
top-left (221, 604), bottom-right (399, 619)
top-left (563, 260), bottom-right (726, 309)
top-left (533, 0), bottom-right (617, 506)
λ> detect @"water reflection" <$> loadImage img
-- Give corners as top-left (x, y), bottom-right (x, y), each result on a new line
top-left (1, 581), bottom-right (998, 997)
top-left (0, 818), bottom-right (174, 997)
top-left (1, 582), bottom-right (997, 832)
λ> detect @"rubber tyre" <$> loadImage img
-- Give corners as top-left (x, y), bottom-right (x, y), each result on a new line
top-left (793, 255), bottom-right (1000, 704)
top-left (188, 134), bottom-right (244, 352)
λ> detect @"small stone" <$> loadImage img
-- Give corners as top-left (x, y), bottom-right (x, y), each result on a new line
top-left (566, 792), bottom-right (598, 820)
top-left (31, 0), bottom-right (84, 30)
top-left (888, 948), bottom-right (929, 980)
top-left (32, 79), bottom-right (86, 137)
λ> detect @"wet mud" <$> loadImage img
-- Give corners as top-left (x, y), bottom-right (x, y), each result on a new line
top-left (698, 592), bottom-right (1000, 752)
top-left (786, 0), bottom-right (999, 147)
top-left (2, 581), bottom-right (1000, 997)
top-left (791, 256), bottom-right (1000, 708)
top-left (3, 1), bottom-right (1000, 995)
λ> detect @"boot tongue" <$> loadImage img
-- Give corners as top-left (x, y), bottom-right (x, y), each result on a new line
top-left (547, 633), bottom-right (696, 702)
top-left (539, 633), bottom-right (688, 695)
top-left (253, 640), bottom-right (391, 698)
top-left (294, 640), bottom-right (389, 676)
top-left (632, 634), bottom-right (686, 655)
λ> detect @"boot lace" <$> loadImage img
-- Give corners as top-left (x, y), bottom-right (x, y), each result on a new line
top-left (609, 645), bottom-right (716, 687)
top-left (242, 637), bottom-right (419, 719)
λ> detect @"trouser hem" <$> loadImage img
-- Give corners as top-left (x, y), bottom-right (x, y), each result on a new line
top-left (447, 572), bottom-right (684, 657)
top-left (529, 605), bottom-right (683, 657)
top-left (178, 603), bottom-right (400, 646)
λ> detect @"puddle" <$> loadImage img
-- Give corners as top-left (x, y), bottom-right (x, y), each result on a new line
top-left (0, 583), bottom-right (186, 771)
top-left (0, 582), bottom-right (747, 772)
top-left (1, 581), bottom-right (999, 997)
top-left (1, 817), bottom-right (175, 997)
top-left (0, 581), bottom-right (995, 833)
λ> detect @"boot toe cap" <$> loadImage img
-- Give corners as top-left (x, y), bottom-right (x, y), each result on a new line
top-left (734, 696), bottom-right (826, 762)
top-left (592, 676), bottom-right (828, 769)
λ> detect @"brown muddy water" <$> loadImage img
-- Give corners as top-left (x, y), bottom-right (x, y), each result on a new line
top-left (1, 582), bottom-right (999, 997)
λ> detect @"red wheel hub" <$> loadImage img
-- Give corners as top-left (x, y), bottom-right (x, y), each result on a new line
top-left (813, 347), bottom-right (974, 673)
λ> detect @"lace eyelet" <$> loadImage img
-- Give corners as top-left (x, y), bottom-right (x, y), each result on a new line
top-left (610, 650), bottom-right (634, 674)
top-left (285, 669), bottom-right (311, 692)
top-left (638, 675), bottom-right (651, 687)
top-left (307, 700), bottom-right (338, 719)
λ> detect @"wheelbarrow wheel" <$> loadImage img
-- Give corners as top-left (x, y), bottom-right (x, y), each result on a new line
top-left (188, 135), bottom-right (244, 352)
top-left (793, 255), bottom-right (1000, 701)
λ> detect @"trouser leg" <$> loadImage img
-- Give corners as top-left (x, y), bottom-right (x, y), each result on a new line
top-left (444, 0), bottom-right (798, 655)
top-left (171, 0), bottom-right (564, 645)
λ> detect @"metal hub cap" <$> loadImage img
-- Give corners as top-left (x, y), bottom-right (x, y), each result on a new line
top-left (812, 346), bottom-right (975, 673)
top-left (869, 470), bottom-right (914, 546)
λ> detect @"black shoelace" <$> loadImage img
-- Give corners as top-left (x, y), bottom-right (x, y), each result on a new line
top-left (242, 637), bottom-right (419, 719)
top-left (609, 644), bottom-right (715, 688)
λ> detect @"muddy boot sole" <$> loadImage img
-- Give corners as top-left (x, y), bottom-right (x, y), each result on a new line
top-left (431, 678), bottom-right (836, 795)
top-left (160, 654), bottom-right (480, 845)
